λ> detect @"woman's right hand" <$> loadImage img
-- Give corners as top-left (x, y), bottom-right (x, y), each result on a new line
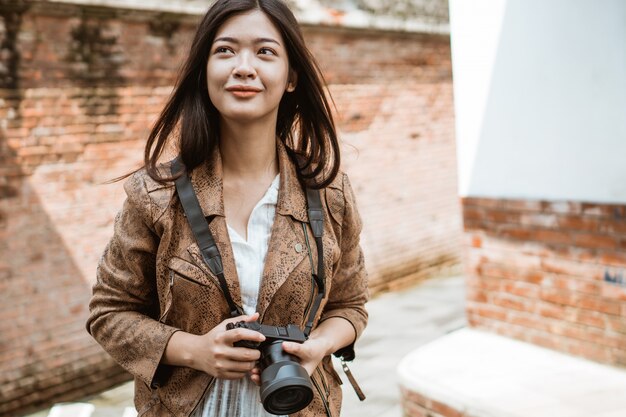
top-left (163, 312), bottom-right (265, 379)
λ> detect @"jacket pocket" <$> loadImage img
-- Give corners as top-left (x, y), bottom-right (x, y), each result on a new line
top-left (159, 256), bottom-right (215, 324)
top-left (161, 256), bottom-right (226, 332)
top-left (168, 255), bottom-right (217, 288)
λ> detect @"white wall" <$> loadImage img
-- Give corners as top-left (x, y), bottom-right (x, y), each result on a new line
top-left (450, 0), bottom-right (626, 204)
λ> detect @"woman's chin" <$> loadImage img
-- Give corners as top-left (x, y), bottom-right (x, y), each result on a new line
top-left (220, 109), bottom-right (277, 125)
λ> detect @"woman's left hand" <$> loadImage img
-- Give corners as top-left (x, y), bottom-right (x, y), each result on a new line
top-left (282, 337), bottom-right (333, 376)
top-left (249, 318), bottom-right (355, 385)
top-left (249, 336), bottom-right (332, 385)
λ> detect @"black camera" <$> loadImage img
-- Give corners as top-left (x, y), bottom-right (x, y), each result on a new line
top-left (226, 320), bottom-right (314, 414)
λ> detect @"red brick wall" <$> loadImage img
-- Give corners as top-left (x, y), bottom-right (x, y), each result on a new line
top-left (463, 197), bottom-right (626, 367)
top-left (0, 3), bottom-right (460, 414)
top-left (401, 387), bottom-right (466, 417)
top-left (322, 29), bottom-right (460, 293)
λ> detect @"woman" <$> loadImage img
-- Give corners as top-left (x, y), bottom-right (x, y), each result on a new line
top-left (86, 1), bottom-right (368, 416)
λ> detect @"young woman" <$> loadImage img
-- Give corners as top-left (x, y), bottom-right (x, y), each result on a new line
top-left (87, 1), bottom-right (368, 416)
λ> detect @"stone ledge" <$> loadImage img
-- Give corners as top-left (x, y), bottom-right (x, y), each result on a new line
top-left (398, 328), bottom-right (626, 417)
top-left (35, 0), bottom-right (450, 34)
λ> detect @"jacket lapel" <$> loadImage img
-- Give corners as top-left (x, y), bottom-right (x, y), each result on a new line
top-left (187, 149), bottom-right (242, 312)
top-left (256, 141), bottom-right (310, 318)
top-left (256, 214), bottom-right (307, 317)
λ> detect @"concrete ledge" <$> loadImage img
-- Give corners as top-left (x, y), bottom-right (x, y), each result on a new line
top-left (39, 0), bottom-right (450, 34)
top-left (398, 328), bottom-right (626, 417)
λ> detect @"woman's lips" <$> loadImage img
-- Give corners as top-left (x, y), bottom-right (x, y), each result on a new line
top-left (229, 90), bottom-right (259, 98)
top-left (226, 86), bottom-right (262, 98)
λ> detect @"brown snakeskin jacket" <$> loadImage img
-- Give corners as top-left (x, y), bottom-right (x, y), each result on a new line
top-left (86, 141), bottom-right (369, 417)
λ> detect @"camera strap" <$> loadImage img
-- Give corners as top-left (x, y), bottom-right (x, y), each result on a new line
top-left (303, 188), bottom-right (325, 338)
top-left (172, 157), bottom-right (242, 317)
top-left (171, 157), bottom-right (325, 323)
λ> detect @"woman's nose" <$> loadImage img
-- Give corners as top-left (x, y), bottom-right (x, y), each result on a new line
top-left (233, 52), bottom-right (256, 79)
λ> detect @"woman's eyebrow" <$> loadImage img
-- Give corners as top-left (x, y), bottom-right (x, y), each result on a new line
top-left (213, 36), bottom-right (281, 45)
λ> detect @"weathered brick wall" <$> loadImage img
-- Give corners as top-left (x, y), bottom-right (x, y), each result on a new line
top-left (0, 2), bottom-right (460, 414)
top-left (401, 387), bottom-right (466, 417)
top-left (463, 198), bottom-right (626, 367)
top-left (315, 28), bottom-right (460, 294)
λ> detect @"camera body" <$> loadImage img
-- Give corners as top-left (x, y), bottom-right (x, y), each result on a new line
top-left (226, 320), bottom-right (314, 414)
top-left (227, 321), bottom-right (307, 348)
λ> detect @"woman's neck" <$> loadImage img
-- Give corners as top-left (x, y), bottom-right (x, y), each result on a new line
top-left (218, 118), bottom-right (279, 181)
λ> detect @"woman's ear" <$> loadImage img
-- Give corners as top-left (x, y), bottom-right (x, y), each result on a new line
top-left (286, 69), bottom-right (298, 92)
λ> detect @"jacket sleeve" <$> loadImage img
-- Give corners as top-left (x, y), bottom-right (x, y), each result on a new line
top-left (86, 173), bottom-right (179, 387)
top-left (319, 173), bottom-right (369, 360)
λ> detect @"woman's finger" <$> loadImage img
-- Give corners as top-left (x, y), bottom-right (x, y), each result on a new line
top-left (223, 312), bottom-right (259, 327)
top-left (243, 312), bottom-right (260, 322)
top-left (219, 370), bottom-right (252, 380)
top-left (282, 341), bottom-right (304, 357)
top-left (222, 327), bottom-right (266, 345)
top-left (222, 346), bottom-right (261, 362)
top-left (214, 358), bottom-right (257, 374)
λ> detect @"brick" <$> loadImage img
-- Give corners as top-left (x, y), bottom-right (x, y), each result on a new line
top-left (498, 225), bottom-right (534, 241)
top-left (462, 197), bottom-right (502, 209)
top-left (502, 280), bottom-right (540, 298)
top-left (520, 212), bottom-right (558, 228)
top-left (558, 215), bottom-right (600, 232)
top-left (468, 302), bottom-right (508, 322)
top-left (430, 399), bottom-right (465, 417)
top-left (485, 209), bottom-right (521, 224)
top-left (541, 201), bottom-right (582, 214)
top-left (533, 229), bottom-right (572, 245)
top-left (601, 282), bottom-right (626, 301)
top-left (600, 220), bottom-right (626, 235)
top-left (581, 203), bottom-right (617, 217)
top-left (492, 293), bottom-right (529, 312)
top-left (509, 314), bottom-right (550, 332)
top-left (600, 251), bottom-right (626, 266)
top-left (499, 199), bottom-right (543, 212)
top-left (574, 233), bottom-right (619, 250)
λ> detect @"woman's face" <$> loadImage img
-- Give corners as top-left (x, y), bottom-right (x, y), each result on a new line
top-left (206, 10), bottom-right (295, 125)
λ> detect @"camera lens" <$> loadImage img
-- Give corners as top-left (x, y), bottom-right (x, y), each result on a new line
top-left (264, 383), bottom-right (313, 414)
top-left (278, 387), bottom-right (303, 404)
top-left (259, 342), bottom-right (314, 414)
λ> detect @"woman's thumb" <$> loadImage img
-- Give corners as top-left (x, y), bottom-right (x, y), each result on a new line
top-left (282, 341), bottom-right (299, 352)
top-left (244, 312), bottom-right (260, 322)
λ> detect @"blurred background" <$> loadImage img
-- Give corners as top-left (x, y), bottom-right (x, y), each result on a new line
top-left (1, 0), bottom-right (625, 416)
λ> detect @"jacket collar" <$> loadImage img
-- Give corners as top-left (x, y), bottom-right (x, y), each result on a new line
top-left (189, 139), bottom-right (308, 223)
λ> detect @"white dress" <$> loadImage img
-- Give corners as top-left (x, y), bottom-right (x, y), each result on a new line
top-left (192, 174), bottom-right (286, 417)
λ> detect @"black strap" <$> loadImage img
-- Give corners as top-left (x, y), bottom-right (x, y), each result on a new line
top-left (172, 158), bottom-right (242, 317)
top-left (303, 188), bottom-right (325, 337)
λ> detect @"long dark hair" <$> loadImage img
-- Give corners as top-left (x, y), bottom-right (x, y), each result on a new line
top-left (144, 0), bottom-right (339, 188)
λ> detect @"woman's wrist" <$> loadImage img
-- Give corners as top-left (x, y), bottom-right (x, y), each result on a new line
top-left (308, 317), bottom-right (356, 357)
top-left (163, 331), bottom-right (200, 369)
top-left (307, 332), bottom-right (336, 357)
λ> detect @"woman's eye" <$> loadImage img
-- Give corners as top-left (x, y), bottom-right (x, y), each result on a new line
top-left (214, 46), bottom-right (232, 54)
top-left (258, 47), bottom-right (276, 56)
